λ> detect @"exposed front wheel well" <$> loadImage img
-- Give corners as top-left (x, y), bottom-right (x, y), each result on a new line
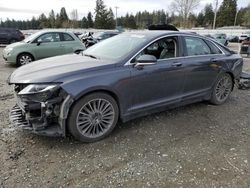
top-left (73, 90), bottom-right (121, 116)
top-left (225, 72), bottom-right (235, 90)
top-left (74, 50), bottom-right (83, 54)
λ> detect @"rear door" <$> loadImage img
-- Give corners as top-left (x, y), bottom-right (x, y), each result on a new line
top-left (181, 36), bottom-right (224, 99)
top-left (32, 32), bottom-right (64, 59)
top-left (60, 33), bottom-right (79, 54)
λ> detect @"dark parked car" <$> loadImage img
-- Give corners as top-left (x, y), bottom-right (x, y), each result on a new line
top-left (8, 31), bottom-right (243, 142)
top-left (82, 31), bottom-right (119, 48)
top-left (227, 35), bottom-right (239, 43)
top-left (0, 28), bottom-right (25, 44)
top-left (240, 37), bottom-right (250, 54)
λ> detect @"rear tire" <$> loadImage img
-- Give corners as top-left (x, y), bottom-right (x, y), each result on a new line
top-left (210, 73), bottom-right (233, 105)
top-left (68, 92), bottom-right (119, 142)
top-left (74, 50), bottom-right (82, 54)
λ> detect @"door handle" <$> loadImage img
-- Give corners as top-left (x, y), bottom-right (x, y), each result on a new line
top-left (172, 62), bottom-right (182, 67)
top-left (60, 44), bottom-right (65, 47)
top-left (210, 58), bottom-right (218, 63)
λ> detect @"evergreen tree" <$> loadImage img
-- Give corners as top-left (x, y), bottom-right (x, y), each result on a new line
top-left (217, 0), bottom-right (237, 27)
top-left (107, 8), bottom-right (115, 29)
top-left (38, 13), bottom-right (49, 28)
top-left (237, 5), bottom-right (250, 26)
top-left (94, 0), bottom-right (114, 29)
top-left (87, 12), bottom-right (94, 28)
top-left (55, 13), bottom-right (61, 28)
top-left (48, 10), bottom-right (56, 28)
top-left (196, 12), bottom-right (205, 26)
top-left (59, 7), bottom-right (69, 21)
top-left (59, 7), bottom-right (69, 27)
top-left (203, 4), bottom-right (214, 27)
top-left (81, 17), bottom-right (88, 28)
top-left (243, 8), bottom-right (250, 27)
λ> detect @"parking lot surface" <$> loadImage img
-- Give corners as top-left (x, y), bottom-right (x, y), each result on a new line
top-left (0, 43), bottom-right (250, 187)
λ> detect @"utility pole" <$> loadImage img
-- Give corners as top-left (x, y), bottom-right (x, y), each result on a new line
top-left (213, 0), bottom-right (219, 29)
top-left (115, 6), bottom-right (119, 28)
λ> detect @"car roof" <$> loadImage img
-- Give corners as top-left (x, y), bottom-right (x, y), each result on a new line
top-left (0, 27), bottom-right (19, 31)
top-left (121, 30), bottom-right (200, 40)
top-left (99, 31), bottom-right (119, 34)
top-left (37, 30), bottom-right (74, 34)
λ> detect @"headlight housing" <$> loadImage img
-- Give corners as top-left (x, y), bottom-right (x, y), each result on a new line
top-left (5, 47), bottom-right (13, 55)
top-left (18, 84), bottom-right (60, 102)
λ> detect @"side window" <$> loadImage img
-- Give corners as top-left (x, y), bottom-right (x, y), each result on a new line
top-left (184, 37), bottom-right (211, 56)
top-left (205, 39), bottom-right (222, 54)
top-left (37, 33), bottom-right (60, 43)
top-left (62, 33), bottom-right (74, 41)
top-left (134, 37), bottom-right (177, 61)
top-left (102, 34), bottom-right (109, 39)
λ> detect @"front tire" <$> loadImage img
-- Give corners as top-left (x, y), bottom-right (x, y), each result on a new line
top-left (210, 73), bottom-right (233, 105)
top-left (17, 53), bottom-right (34, 66)
top-left (68, 92), bottom-right (119, 142)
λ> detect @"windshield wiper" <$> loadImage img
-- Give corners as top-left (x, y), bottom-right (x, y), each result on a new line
top-left (84, 54), bottom-right (98, 59)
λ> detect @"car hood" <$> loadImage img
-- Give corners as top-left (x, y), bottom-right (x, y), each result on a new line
top-left (8, 54), bottom-right (115, 84)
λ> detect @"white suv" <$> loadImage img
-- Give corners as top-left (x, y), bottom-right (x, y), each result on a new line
top-left (239, 32), bottom-right (250, 43)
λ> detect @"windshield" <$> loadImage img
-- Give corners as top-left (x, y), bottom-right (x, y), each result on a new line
top-left (92, 32), bottom-right (104, 38)
top-left (83, 34), bottom-right (147, 60)
top-left (23, 31), bottom-right (43, 43)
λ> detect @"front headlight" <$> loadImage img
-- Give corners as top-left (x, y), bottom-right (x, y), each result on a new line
top-left (18, 84), bottom-right (60, 102)
top-left (5, 47), bottom-right (13, 55)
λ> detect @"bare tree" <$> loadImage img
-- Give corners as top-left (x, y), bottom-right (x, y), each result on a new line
top-left (171, 0), bottom-right (200, 28)
top-left (70, 9), bottom-right (79, 28)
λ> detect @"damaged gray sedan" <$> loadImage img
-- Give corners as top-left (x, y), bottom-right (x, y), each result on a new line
top-left (8, 31), bottom-right (243, 142)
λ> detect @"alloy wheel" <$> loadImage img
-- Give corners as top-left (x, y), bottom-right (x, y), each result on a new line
top-left (76, 98), bottom-right (115, 138)
top-left (215, 74), bottom-right (232, 102)
top-left (19, 55), bottom-right (33, 65)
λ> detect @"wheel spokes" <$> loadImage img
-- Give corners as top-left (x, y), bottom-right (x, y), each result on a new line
top-left (76, 98), bottom-right (115, 138)
top-left (215, 75), bottom-right (232, 102)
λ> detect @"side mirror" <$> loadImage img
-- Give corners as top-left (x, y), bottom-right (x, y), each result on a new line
top-left (37, 41), bottom-right (42, 46)
top-left (135, 55), bottom-right (157, 68)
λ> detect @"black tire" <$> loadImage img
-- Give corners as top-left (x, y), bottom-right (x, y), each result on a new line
top-left (68, 92), bottom-right (119, 142)
top-left (16, 53), bottom-right (34, 67)
top-left (210, 73), bottom-right (233, 105)
top-left (74, 50), bottom-right (82, 54)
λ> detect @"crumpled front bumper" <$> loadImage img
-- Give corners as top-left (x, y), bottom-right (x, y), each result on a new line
top-left (10, 105), bottom-right (64, 136)
top-left (9, 94), bottom-right (74, 137)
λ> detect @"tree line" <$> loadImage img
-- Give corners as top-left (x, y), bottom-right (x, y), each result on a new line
top-left (0, 0), bottom-right (250, 30)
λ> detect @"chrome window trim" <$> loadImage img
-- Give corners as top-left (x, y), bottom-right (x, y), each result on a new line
top-left (124, 33), bottom-right (225, 66)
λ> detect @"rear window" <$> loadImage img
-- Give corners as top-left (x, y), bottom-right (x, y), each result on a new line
top-left (184, 36), bottom-right (212, 56)
top-left (62, 33), bottom-right (74, 41)
top-left (205, 40), bottom-right (223, 54)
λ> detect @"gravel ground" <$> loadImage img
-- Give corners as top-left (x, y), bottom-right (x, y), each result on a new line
top-left (0, 43), bottom-right (250, 188)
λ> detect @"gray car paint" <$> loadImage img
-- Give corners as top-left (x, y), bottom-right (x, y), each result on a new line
top-left (9, 31), bottom-right (243, 123)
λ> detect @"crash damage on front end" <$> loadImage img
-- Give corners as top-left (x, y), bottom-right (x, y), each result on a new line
top-left (9, 83), bottom-right (74, 137)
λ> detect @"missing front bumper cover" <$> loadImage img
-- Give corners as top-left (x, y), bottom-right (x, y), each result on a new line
top-left (10, 95), bottom-right (74, 137)
top-left (10, 104), bottom-right (63, 137)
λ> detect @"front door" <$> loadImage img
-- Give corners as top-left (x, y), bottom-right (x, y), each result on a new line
top-left (127, 36), bottom-right (186, 114)
top-left (32, 32), bottom-right (64, 59)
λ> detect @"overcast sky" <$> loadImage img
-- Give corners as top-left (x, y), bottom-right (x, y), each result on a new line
top-left (0, 0), bottom-right (248, 21)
